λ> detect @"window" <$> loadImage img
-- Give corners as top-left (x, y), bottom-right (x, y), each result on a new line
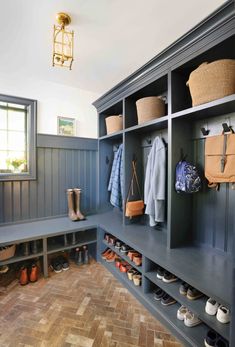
top-left (0, 95), bottom-right (36, 181)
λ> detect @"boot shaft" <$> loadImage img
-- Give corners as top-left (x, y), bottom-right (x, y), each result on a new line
top-left (73, 188), bottom-right (85, 220)
top-left (22, 242), bottom-right (30, 256)
top-left (19, 267), bottom-right (28, 285)
top-left (29, 264), bottom-right (39, 282)
top-left (66, 189), bottom-right (78, 221)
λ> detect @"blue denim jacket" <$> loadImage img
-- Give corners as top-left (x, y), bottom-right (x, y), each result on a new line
top-left (108, 144), bottom-right (123, 209)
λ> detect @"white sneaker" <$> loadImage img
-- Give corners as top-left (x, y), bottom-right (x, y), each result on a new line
top-left (216, 305), bottom-right (231, 324)
top-left (177, 306), bottom-right (188, 321)
top-left (205, 298), bottom-right (219, 316)
top-left (184, 311), bottom-right (201, 327)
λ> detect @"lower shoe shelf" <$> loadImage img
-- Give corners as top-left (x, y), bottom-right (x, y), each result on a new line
top-left (101, 259), bottom-right (209, 347)
top-left (47, 230), bottom-right (97, 254)
top-left (101, 259), bottom-right (143, 296)
top-left (145, 271), bottom-right (230, 341)
top-left (102, 240), bottom-right (142, 272)
top-left (47, 238), bottom-right (96, 255)
top-left (145, 293), bottom-right (209, 347)
top-left (0, 252), bottom-right (44, 266)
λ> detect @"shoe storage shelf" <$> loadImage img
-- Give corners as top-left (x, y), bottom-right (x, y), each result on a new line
top-left (94, 2), bottom-right (235, 346)
top-left (99, 227), bottom-right (231, 346)
top-left (0, 218), bottom-right (98, 277)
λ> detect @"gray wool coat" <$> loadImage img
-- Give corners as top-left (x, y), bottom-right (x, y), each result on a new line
top-left (144, 137), bottom-right (166, 226)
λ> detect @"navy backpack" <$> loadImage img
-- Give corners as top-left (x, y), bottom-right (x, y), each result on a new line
top-left (175, 160), bottom-right (201, 193)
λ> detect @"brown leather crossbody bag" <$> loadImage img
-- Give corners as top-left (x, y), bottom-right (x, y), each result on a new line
top-left (125, 161), bottom-right (144, 218)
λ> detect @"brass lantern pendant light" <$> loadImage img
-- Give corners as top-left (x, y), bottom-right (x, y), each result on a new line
top-left (53, 12), bottom-right (74, 70)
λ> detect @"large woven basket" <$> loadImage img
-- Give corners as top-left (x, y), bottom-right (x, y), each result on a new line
top-left (186, 59), bottom-right (235, 106)
top-left (0, 244), bottom-right (16, 261)
top-left (136, 96), bottom-right (165, 124)
top-left (105, 115), bottom-right (123, 135)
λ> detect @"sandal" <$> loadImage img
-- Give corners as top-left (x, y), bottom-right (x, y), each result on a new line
top-left (109, 236), bottom-right (117, 245)
top-left (127, 268), bottom-right (138, 280)
top-left (115, 257), bottom-right (122, 268)
top-left (133, 274), bottom-right (142, 286)
top-left (106, 251), bottom-right (116, 262)
top-left (119, 262), bottom-right (131, 273)
top-left (133, 254), bottom-right (142, 266)
top-left (104, 233), bottom-right (111, 243)
top-left (101, 248), bottom-right (112, 259)
top-left (127, 250), bottom-right (139, 261)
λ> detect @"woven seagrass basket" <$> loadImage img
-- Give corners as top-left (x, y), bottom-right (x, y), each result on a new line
top-left (136, 96), bottom-right (165, 124)
top-left (186, 59), bottom-right (235, 106)
top-left (105, 115), bottom-right (123, 135)
top-left (0, 244), bottom-right (16, 261)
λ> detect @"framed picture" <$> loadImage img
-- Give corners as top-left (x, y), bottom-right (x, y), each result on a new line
top-left (57, 116), bottom-right (76, 136)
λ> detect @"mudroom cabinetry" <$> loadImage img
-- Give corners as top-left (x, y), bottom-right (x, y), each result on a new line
top-left (94, 1), bottom-right (235, 346)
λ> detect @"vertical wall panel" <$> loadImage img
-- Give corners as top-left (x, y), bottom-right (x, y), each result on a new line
top-left (21, 181), bottom-right (29, 220)
top-left (29, 178), bottom-right (38, 220)
top-left (0, 183), bottom-right (4, 222)
top-left (58, 149), bottom-right (66, 214)
top-left (52, 148), bottom-right (59, 216)
top-left (37, 148), bottom-right (45, 218)
top-left (13, 182), bottom-right (21, 221)
top-left (0, 136), bottom-right (98, 224)
top-left (3, 182), bottom-right (13, 223)
top-left (44, 148), bottom-right (52, 217)
top-left (192, 114), bottom-right (235, 254)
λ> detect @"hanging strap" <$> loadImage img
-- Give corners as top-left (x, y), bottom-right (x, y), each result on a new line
top-left (126, 161), bottom-right (143, 202)
top-left (221, 133), bottom-right (227, 173)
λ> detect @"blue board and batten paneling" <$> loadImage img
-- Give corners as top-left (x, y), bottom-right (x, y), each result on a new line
top-left (0, 134), bottom-right (98, 225)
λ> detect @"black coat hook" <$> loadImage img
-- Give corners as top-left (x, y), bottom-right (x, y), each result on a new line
top-left (105, 156), bottom-right (109, 165)
top-left (146, 138), bottom-right (152, 145)
top-left (222, 123), bottom-right (233, 133)
top-left (201, 127), bottom-right (210, 136)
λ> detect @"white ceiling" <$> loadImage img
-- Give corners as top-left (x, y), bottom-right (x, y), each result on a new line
top-left (0, 0), bottom-right (227, 96)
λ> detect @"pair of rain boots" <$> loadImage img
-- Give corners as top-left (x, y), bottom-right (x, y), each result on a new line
top-left (19, 264), bottom-right (39, 285)
top-left (67, 188), bottom-right (85, 222)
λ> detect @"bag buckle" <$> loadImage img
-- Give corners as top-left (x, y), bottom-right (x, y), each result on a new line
top-left (221, 158), bottom-right (226, 173)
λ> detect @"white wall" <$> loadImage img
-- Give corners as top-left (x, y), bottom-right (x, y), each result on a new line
top-left (0, 73), bottom-right (98, 138)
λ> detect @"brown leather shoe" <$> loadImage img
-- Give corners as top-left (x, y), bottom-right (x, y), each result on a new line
top-left (101, 248), bottom-right (112, 259)
top-left (19, 266), bottom-right (28, 285)
top-left (29, 264), bottom-right (39, 283)
top-left (127, 250), bottom-right (139, 261)
top-left (106, 251), bottom-right (116, 262)
top-left (133, 254), bottom-right (142, 266)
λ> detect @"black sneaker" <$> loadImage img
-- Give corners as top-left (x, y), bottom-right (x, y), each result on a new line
top-left (161, 294), bottom-right (177, 306)
top-left (215, 337), bottom-right (229, 347)
top-left (156, 267), bottom-right (164, 280)
top-left (51, 258), bottom-right (63, 273)
top-left (204, 330), bottom-right (218, 347)
top-left (187, 287), bottom-right (203, 300)
top-left (179, 282), bottom-right (190, 295)
top-left (61, 258), bottom-right (70, 271)
top-left (162, 271), bottom-right (178, 283)
top-left (153, 288), bottom-right (165, 301)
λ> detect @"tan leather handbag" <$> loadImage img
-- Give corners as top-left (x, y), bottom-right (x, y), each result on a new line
top-left (205, 131), bottom-right (235, 189)
top-left (125, 161), bottom-right (144, 218)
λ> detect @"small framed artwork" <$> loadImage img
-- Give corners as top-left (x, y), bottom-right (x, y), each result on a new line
top-left (57, 116), bottom-right (76, 136)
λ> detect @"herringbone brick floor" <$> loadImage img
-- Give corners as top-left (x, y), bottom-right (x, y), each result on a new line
top-left (0, 261), bottom-right (183, 347)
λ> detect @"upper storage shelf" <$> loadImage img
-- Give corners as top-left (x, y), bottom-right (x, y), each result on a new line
top-left (171, 35), bottom-right (235, 114)
top-left (99, 100), bottom-right (123, 138)
top-left (124, 74), bottom-right (168, 129)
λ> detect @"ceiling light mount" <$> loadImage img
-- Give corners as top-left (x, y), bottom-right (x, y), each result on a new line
top-left (56, 13), bottom-right (71, 27)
